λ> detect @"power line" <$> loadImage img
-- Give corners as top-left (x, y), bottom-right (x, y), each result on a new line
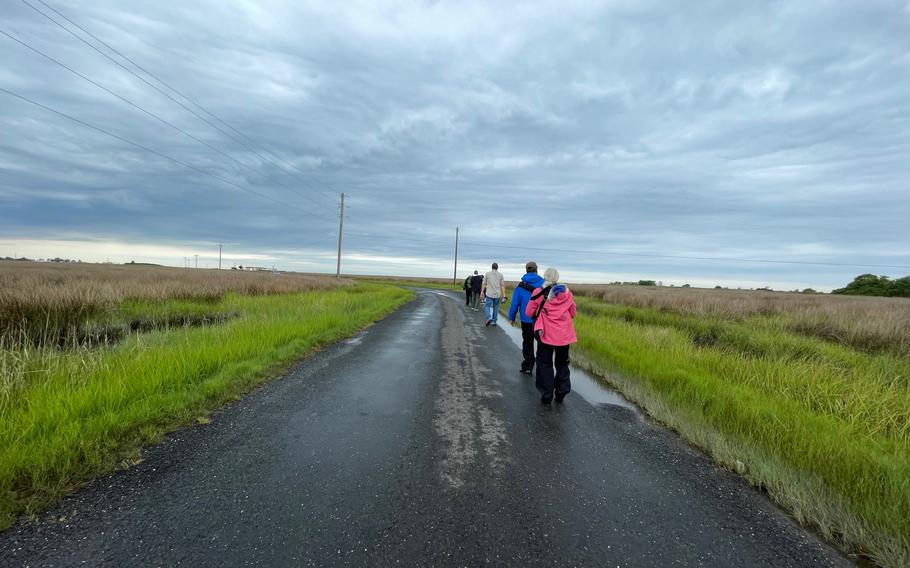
top-left (344, 232), bottom-right (910, 270)
top-left (34, 0), bottom-right (341, 207)
top-left (0, 27), bottom-right (334, 220)
top-left (20, 0), bottom-right (339, 209)
top-left (0, 86), bottom-right (331, 221)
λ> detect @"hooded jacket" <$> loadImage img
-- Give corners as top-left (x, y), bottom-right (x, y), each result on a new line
top-left (525, 284), bottom-right (577, 346)
top-left (508, 272), bottom-right (546, 324)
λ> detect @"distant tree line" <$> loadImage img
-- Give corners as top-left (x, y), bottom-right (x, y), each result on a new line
top-left (833, 274), bottom-right (910, 298)
top-left (1, 256), bottom-right (83, 263)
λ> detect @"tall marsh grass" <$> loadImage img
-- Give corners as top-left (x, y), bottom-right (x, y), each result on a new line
top-left (0, 262), bottom-right (411, 530)
top-left (0, 262), bottom-right (345, 346)
top-left (568, 289), bottom-right (910, 567)
top-left (572, 284), bottom-right (910, 357)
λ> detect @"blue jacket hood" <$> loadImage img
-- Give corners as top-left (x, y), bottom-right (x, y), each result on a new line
top-left (521, 272), bottom-right (545, 287)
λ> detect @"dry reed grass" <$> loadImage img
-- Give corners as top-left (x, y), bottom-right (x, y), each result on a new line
top-left (572, 284), bottom-right (910, 357)
top-left (0, 262), bottom-right (346, 345)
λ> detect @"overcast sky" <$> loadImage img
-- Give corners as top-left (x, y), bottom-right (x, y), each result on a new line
top-left (1, 0), bottom-right (909, 289)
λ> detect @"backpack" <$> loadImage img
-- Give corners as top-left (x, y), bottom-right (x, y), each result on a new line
top-left (463, 276), bottom-right (471, 291)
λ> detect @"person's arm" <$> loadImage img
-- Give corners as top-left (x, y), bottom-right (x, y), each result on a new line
top-left (501, 275), bottom-right (507, 301)
top-left (480, 278), bottom-right (486, 299)
top-left (569, 300), bottom-right (577, 319)
top-left (525, 289), bottom-right (542, 318)
top-left (508, 292), bottom-right (519, 322)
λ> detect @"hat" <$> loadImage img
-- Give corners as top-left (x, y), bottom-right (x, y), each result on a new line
top-left (543, 267), bottom-right (559, 287)
top-left (525, 261), bottom-right (538, 272)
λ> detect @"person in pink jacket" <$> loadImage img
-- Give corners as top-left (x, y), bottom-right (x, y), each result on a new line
top-left (525, 267), bottom-right (577, 404)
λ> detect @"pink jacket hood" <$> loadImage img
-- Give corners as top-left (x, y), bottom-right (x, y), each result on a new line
top-left (525, 286), bottom-right (577, 346)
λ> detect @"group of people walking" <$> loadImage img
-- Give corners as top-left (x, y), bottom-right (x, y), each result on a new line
top-left (463, 261), bottom-right (577, 405)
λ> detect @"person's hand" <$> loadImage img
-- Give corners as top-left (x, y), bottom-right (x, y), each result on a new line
top-left (502, 296), bottom-right (508, 302)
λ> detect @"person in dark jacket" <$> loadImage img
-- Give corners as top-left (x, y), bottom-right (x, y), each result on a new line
top-left (508, 261), bottom-right (545, 374)
top-left (463, 274), bottom-right (473, 306)
top-left (469, 270), bottom-right (483, 311)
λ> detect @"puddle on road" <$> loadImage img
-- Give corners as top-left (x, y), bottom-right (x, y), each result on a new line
top-left (343, 334), bottom-right (365, 347)
top-left (425, 289), bottom-right (636, 411)
top-left (497, 320), bottom-right (636, 410)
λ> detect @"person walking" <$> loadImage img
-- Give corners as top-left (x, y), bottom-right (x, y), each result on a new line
top-left (525, 268), bottom-right (576, 404)
top-left (481, 262), bottom-right (506, 327)
top-left (463, 273), bottom-right (473, 306)
top-left (508, 261), bottom-right (545, 375)
top-left (469, 270), bottom-right (483, 311)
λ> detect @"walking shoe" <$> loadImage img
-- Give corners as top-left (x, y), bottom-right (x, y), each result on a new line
top-left (521, 368), bottom-right (533, 375)
top-left (555, 393), bottom-right (566, 403)
top-left (485, 319), bottom-right (492, 327)
top-left (540, 397), bottom-right (553, 405)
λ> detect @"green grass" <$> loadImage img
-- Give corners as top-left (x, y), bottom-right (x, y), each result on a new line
top-left (570, 296), bottom-right (910, 567)
top-left (361, 277), bottom-right (463, 292)
top-left (0, 283), bottom-right (412, 529)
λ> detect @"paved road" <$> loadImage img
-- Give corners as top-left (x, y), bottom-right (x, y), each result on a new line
top-left (0, 289), bottom-right (849, 567)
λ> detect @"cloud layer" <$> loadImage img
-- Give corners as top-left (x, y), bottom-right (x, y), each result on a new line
top-left (2, 0), bottom-right (909, 289)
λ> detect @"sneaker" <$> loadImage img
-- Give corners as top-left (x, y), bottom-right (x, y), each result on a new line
top-left (555, 393), bottom-right (566, 403)
top-left (540, 397), bottom-right (552, 405)
top-left (485, 319), bottom-right (492, 327)
top-left (491, 322), bottom-right (497, 326)
top-left (521, 368), bottom-right (533, 375)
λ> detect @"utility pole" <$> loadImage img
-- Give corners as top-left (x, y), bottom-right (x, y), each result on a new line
top-left (336, 192), bottom-right (345, 278)
top-left (194, 254), bottom-right (198, 269)
top-left (218, 243), bottom-right (222, 270)
top-left (453, 226), bottom-right (459, 285)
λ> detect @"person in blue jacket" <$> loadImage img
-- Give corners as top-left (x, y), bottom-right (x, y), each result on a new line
top-left (508, 261), bottom-right (546, 375)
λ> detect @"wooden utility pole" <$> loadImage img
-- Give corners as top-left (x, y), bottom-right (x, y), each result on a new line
top-left (453, 226), bottom-right (459, 285)
top-left (218, 244), bottom-right (222, 270)
top-left (336, 192), bottom-right (345, 278)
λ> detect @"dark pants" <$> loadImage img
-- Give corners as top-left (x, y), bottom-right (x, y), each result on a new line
top-left (464, 289), bottom-right (472, 305)
top-left (520, 322), bottom-right (536, 372)
top-left (536, 342), bottom-right (571, 401)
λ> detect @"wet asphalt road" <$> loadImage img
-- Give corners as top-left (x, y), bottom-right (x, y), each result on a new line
top-left (0, 289), bottom-right (850, 567)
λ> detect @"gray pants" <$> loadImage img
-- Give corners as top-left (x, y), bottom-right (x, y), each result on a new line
top-left (470, 292), bottom-right (481, 309)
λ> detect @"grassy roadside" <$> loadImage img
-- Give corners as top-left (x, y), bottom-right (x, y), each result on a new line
top-left (568, 295), bottom-right (909, 567)
top-left (0, 283), bottom-right (412, 529)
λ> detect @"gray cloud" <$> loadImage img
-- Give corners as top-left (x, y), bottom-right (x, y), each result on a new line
top-left (1, 0), bottom-right (909, 289)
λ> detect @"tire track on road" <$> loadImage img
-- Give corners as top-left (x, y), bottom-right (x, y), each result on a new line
top-left (433, 298), bottom-right (509, 488)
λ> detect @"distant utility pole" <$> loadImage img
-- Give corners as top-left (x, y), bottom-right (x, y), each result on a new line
top-left (453, 226), bottom-right (459, 285)
top-left (218, 243), bottom-right (223, 270)
top-left (336, 192), bottom-right (345, 278)
top-left (194, 254), bottom-right (198, 269)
